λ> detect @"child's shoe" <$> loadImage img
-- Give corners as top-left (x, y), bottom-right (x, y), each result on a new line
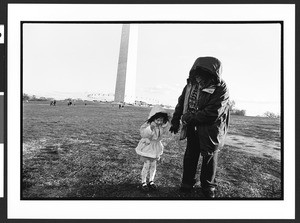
top-left (140, 182), bottom-right (149, 192)
top-left (148, 181), bottom-right (157, 191)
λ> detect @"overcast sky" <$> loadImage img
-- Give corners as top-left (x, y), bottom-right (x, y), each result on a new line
top-left (23, 23), bottom-right (281, 116)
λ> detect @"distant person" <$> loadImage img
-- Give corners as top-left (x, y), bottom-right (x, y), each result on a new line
top-left (169, 56), bottom-right (230, 198)
top-left (50, 100), bottom-right (56, 106)
top-left (135, 105), bottom-right (171, 192)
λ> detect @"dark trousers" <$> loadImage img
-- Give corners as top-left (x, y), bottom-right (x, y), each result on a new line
top-left (182, 126), bottom-right (218, 189)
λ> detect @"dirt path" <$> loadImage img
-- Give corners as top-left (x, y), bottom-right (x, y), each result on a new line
top-left (225, 134), bottom-right (281, 161)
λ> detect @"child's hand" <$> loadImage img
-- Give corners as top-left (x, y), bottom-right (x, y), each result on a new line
top-left (150, 122), bottom-right (156, 131)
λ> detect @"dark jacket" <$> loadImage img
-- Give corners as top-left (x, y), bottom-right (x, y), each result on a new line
top-left (171, 57), bottom-right (230, 153)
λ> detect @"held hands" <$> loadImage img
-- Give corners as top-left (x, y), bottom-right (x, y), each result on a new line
top-left (181, 112), bottom-right (195, 125)
top-left (169, 120), bottom-right (180, 134)
top-left (169, 112), bottom-right (195, 134)
top-left (169, 125), bottom-right (179, 134)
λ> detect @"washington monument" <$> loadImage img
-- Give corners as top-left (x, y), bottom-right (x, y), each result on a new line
top-left (114, 24), bottom-right (138, 104)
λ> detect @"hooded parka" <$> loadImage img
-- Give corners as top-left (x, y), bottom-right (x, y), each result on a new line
top-left (171, 57), bottom-right (230, 154)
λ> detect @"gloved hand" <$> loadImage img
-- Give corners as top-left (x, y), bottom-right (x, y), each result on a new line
top-left (181, 112), bottom-right (195, 125)
top-left (169, 119), bottom-right (180, 134)
top-left (169, 125), bottom-right (179, 134)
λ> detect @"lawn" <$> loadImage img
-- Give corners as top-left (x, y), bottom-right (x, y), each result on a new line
top-left (22, 101), bottom-right (281, 199)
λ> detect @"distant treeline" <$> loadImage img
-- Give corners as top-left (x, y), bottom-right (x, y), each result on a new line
top-left (229, 100), bottom-right (279, 118)
top-left (23, 93), bottom-right (86, 102)
top-left (23, 94), bottom-right (51, 101)
top-left (230, 109), bottom-right (246, 116)
top-left (228, 100), bottom-right (246, 116)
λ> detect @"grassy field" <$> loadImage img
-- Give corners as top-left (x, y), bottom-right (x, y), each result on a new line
top-left (22, 101), bottom-right (281, 199)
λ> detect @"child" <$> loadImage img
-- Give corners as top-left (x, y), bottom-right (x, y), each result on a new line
top-left (135, 105), bottom-right (171, 192)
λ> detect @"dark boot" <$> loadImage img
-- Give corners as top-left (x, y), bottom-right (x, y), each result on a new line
top-left (179, 181), bottom-right (196, 193)
top-left (202, 187), bottom-right (216, 198)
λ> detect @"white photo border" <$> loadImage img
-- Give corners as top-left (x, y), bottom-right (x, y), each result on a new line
top-left (7, 4), bottom-right (295, 219)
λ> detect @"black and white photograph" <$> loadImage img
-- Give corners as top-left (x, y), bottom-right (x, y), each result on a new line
top-left (21, 22), bottom-right (282, 200)
top-left (6, 3), bottom-right (295, 220)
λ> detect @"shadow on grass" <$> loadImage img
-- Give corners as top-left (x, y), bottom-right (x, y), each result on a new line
top-left (23, 182), bottom-right (213, 200)
top-left (23, 181), bottom-right (269, 200)
top-left (91, 185), bottom-right (207, 200)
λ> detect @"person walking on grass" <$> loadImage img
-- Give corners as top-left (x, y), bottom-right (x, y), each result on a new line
top-left (169, 56), bottom-right (230, 198)
top-left (135, 105), bottom-right (171, 192)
